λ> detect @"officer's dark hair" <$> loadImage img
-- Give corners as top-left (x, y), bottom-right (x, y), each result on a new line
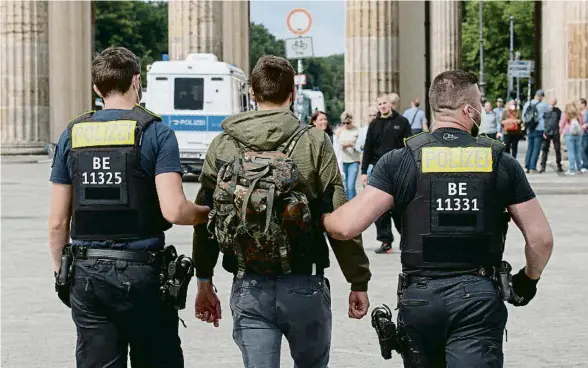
top-left (429, 70), bottom-right (479, 114)
top-left (250, 55), bottom-right (295, 104)
top-left (92, 47), bottom-right (141, 98)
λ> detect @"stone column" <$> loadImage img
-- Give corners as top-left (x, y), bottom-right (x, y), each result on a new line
top-left (48, 0), bottom-right (92, 144)
top-left (541, 1), bottom-right (588, 104)
top-left (429, 0), bottom-right (461, 79)
top-left (345, 0), bottom-right (399, 127)
top-left (168, 0), bottom-right (223, 61)
top-left (222, 0), bottom-right (250, 74)
top-left (0, 1), bottom-right (50, 155)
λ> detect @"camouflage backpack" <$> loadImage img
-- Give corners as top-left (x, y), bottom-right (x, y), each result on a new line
top-left (207, 126), bottom-right (313, 278)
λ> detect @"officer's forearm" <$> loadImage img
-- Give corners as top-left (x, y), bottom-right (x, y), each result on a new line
top-left (49, 223), bottom-right (69, 272)
top-left (523, 231), bottom-right (553, 280)
top-left (169, 200), bottom-right (207, 225)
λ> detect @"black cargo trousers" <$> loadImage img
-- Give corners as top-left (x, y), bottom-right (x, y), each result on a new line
top-left (397, 275), bottom-right (507, 368)
top-left (70, 258), bottom-right (184, 368)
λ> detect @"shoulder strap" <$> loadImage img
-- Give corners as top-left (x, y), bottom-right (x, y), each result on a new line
top-left (410, 109), bottom-right (418, 127)
top-left (67, 110), bottom-right (96, 129)
top-left (405, 131), bottom-right (435, 152)
top-left (119, 105), bottom-right (162, 129)
top-left (281, 126), bottom-right (311, 156)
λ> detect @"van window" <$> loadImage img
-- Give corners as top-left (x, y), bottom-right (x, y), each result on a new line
top-left (174, 78), bottom-right (204, 110)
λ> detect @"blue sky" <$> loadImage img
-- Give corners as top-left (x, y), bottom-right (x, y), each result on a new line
top-left (250, 0), bottom-right (345, 57)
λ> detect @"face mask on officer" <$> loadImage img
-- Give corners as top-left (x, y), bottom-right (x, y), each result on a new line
top-left (465, 104), bottom-right (482, 137)
top-left (133, 75), bottom-right (142, 104)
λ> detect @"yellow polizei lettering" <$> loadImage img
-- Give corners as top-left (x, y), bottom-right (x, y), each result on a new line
top-left (72, 120), bottom-right (137, 148)
top-left (421, 147), bottom-right (492, 173)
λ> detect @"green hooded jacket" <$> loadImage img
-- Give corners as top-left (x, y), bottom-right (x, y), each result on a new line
top-left (192, 109), bottom-right (371, 291)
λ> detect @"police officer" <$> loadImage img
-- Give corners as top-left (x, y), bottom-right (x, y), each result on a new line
top-left (49, 47), bottom-right (210, 367)
top-left (321, 70), bottom-right (554, 367)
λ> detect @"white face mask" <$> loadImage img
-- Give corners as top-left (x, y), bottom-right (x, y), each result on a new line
top-left (509, 105), bottom-right (516, 111)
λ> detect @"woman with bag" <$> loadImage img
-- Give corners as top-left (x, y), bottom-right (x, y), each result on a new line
top-left (501, 99), bottom-right (523, 158)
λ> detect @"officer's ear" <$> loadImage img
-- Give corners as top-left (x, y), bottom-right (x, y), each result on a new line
top-left (93, 85), bottom-right (103, 99)
top-left (249, 87), bottom-right (256, 103)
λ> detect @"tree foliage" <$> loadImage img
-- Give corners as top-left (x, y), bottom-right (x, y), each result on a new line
top-left (461, 0), bottom-right (535, 102)
top-left (94, 1), bottom-right (168, 86)
top-left (249, 23), bottom-right (345, 124)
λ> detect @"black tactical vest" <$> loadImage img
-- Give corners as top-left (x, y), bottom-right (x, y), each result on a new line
top-left (400, 133), bottom-right (509, 272)
top-left (68, 106), bottom-right (172, 241)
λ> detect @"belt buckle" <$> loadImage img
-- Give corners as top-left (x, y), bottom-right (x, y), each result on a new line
top-left (74, 246), bottom-right (88, 259)
top-left (147, 251), bottom-right (157, 265)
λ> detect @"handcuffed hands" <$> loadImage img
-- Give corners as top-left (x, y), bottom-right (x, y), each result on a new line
top-left (509, 267), bottom-right (539, 307)
top-left (195, 280), bottom-right (222, 327)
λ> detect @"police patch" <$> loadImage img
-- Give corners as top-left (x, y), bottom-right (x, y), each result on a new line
top-left (421, 147), bottom-right (492, 173)
top-left (71, 120), bottom-right (137, 149)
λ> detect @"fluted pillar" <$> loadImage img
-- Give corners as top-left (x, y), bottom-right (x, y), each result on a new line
top-left (430, 0), bottom-right (461, 79)
top-left (541, 1), bottom-right (588, 104)
top-left (48, 0), bottom-right (92, 144)
top-left (345, 0), bottom-right (399, 127)
top-left (168, 0), bottom-right (223, 61)
top-left (222, 0), bottom-right (250, 74)
top-left (0, 1), bottom-right (50, 155)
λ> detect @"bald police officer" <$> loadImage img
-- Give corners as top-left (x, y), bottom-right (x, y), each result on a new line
top-left (49, 47), bottom-right (209, 367)
top-left (322, 70), bottom-right (554, 367)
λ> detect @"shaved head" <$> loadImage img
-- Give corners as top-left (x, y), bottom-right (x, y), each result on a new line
top-left (429, 70), bottom-right (480, 118)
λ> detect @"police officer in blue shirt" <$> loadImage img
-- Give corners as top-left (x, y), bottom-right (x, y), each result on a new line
top-left (48, 47), bottom-right (210, 367)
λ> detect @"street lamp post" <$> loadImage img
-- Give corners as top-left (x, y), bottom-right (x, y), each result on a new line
top-left (479, 0), bottom-right (485, 101)
top-left (508, 16), bottom-right (514, 97)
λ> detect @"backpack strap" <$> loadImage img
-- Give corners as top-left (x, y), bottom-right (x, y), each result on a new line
top-left (281, 126), bottom-right (311, 156)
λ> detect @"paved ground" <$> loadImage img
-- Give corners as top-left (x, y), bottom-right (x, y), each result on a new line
top-left (2, 144), bottom-right (588, 367)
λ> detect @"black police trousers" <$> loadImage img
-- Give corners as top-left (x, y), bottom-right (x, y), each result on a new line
top-left (70, 258), bottom-right (184, 368)
top-left (397, 275), bottom-right (507, 368)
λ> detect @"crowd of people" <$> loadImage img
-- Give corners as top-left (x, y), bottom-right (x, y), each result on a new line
top-left (478, 91), bottom-right (588, 175)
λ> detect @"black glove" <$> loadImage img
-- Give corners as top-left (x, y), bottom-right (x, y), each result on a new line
top-left (510, 268), bottom-right (539, 307)
top-left (54, 272), bottom-right (71, 308)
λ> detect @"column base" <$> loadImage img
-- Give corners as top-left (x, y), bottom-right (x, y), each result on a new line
top-left (1, 142), bottom-right (48, 155)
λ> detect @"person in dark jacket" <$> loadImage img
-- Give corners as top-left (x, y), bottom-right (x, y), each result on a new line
top-left (539, 97), bottom-right (563, 173)
top-left (360, 93), bottom-right (411, 254)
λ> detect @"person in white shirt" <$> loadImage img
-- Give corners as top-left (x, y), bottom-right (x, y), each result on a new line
top-left (337, 111), bottom-right (362, 200)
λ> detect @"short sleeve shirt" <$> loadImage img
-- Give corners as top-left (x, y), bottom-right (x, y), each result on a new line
top-left (49, 109), bottom-right (183, 250)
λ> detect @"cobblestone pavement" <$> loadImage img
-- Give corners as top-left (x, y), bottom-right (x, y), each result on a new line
top-left (2, 153), bottom-right (587, 367)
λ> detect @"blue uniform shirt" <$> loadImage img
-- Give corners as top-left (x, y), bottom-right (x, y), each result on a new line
top-left (50, 109), bottom-right (183, 250)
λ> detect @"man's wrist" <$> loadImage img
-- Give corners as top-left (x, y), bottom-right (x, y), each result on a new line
top-left (523, 267), bottom-right (541, 282)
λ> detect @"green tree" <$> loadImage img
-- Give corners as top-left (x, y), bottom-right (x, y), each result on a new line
top-left (461, 0), bottom-right (535, 102)
top-left (249, 23), bottom-right (286, 71)
top-left (94, 1), bottom-right (168, 86)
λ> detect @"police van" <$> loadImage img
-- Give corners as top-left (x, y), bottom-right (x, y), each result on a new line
top-left (145, 53), bottom-right (249, 174)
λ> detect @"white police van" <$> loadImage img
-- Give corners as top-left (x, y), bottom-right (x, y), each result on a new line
top-left (145, 53), bottom-right (249, 174)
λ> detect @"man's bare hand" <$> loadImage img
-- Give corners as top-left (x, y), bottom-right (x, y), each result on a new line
top-left (194, 205), bottom-right (211, 225)
top-left (195, 280), bottom-right (221, 327)
top-left (348, 291), bottom-right (369, 319)
top-left (361, 174), bottom-right (368, 187)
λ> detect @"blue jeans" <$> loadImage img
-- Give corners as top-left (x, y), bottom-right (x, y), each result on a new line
top-left (230, 274), bottom-right (332, 368)
top-left (565, 134), bottom-right (583, 173)
top-left (398, 275), bottom-right (507, 367)
top-left (71, 258), bottom-right (183, 368)
top-left (343, 162), bottom-right (360, 200)
top-left (582, 135), bottom-right (588, 169)
top-left (524, 130), bottom-right (543, 170)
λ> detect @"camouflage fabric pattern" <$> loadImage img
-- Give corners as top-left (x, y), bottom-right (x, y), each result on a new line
top-left (208, 147), bottom-right (313, 278)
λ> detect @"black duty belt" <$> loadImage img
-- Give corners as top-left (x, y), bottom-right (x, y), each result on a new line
top-left (404, 266), bottom-right (492, 287)
top-left (72, 246), bottom-right (162, 266)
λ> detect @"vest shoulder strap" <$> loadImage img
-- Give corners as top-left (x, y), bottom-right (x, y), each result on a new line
top-left (405, 132), bottom-right (436, 152)
top-left (67, 110), bottom-right (96, 129)
top-left (119, 105), bottom-right (162, 131)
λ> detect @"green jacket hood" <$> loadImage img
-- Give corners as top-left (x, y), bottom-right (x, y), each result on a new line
top-left (221, 109), bottom-right (301, 151)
